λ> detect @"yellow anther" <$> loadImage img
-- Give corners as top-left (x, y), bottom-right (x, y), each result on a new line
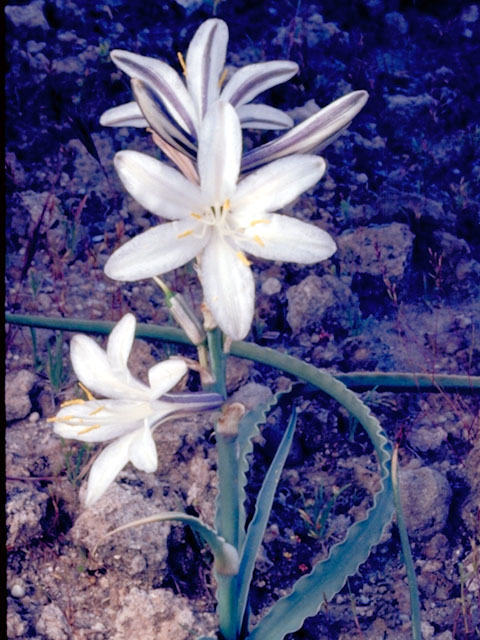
top-left (253, 234), bottom-right (264, 247)
top-left (218, 67), bottom-right (228, 88)
top-left (250, 219), bottom-right (271, 227)
top-left (77, 424), bottom-right (101, 435)
top-left (223, 198), bottom-right (231, 211)
top-left (60, 398), bottom-right (85, 408)
top-left (46, 416), bottom-right (57, 423)
top-left (48, 414), bottom-right (76, 422)
top-left (236, 251), bottom-right (252, 267)
top-left (89, 405), bottom-right (105, 416)
top-left (177, 229), bottom-right (194, 239)
top-left (78, 382), bottom-right (95, 401)
top-left (177, 51), bottom-right (187, 76)
top-left (191, 212), bottom-right (202, 220)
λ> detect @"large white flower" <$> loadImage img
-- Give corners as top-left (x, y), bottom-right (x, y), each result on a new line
top-left (51, 314), bottom-right (222, 505)
top-left (100, 18), bottom-right (298, 156)
top-left (104, 101), bottom-right (337, 341)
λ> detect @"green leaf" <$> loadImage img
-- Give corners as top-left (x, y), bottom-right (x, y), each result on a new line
top-left (246, 369), bottom-right (393, 640)
top-left (236, 384), bottom-right (293, 547)
top-left (237, 408), bottom-right (297, 635)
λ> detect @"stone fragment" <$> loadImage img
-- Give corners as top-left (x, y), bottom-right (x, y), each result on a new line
top-left (231, 382), bottom-right (273, 411)
top-left (337, 222), bottom-right (415, 279)
top-left (5, 370), bottom-right (36, 421)
top-left (6, 486), bottom-right (49, 548)
top-left (35, 603), bottom-right (70, 640)
top-left (113, 587), bottom-right (214, 640)
top-left (385, 11), bottom-right (409, 34)
top-left (398, 466), bottom-right (452, 538)
top-left (286, 274), bottom-right (357, 335)
top-left (5, 0), bottom-right (50, 30)
top-left (408, 425), bottom-right (448, 452)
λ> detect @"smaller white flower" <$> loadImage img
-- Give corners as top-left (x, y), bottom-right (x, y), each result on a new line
top-left (51, 314), bottom-right (222, 505)
top-left (100, 18), bottom-right (298, 157)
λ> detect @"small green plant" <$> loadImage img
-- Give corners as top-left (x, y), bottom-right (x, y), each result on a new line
top-left (60, 438), bottom-right (93, 488)
top-left (298, 484), bottom-right (350, 540)
top-left (46, 331), bottom-right (67, 391)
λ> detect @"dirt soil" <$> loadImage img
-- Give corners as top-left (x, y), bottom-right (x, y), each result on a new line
top-left (5, 1), bottom-right (480, 639)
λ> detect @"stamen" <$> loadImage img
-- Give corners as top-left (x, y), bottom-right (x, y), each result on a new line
top-left (218, 68), bottom-right (228, 88)
top-left (191, 212), bottom-right (202, 220)
top-left (236, 251), bottom-right (252, 267)
top-left (250, 219), bottom-right (271, 227)
top-left (253, 235), bottom-right (264, 247)
top-left (177, 51), bottom-right (187, 76)
top-left (47, 414), bottom-right (76, 423)
top-left (89, 405), bottom-right (105, 416)
top-left (223, 198), bottom-right (230, 211)
top-left (77, 424), bottom-right (101, 435)
top-left (177, 229), bottom-right (194, 239)
top-left (60, 398), bottom-right (85, 408)
top-left (78, 382), bottom-right (95, 401)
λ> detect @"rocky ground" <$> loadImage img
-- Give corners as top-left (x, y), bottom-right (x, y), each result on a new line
top-left (4, 0), bottom-right (480, 638)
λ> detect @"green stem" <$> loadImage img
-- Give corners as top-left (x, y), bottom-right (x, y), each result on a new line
top-left (6, 313), bottom-right (479, 393)
top-left (215, 429), bottom-right (240, 548)
top-left (207, 328), bottom-right (227, 399)
top-left (392, 446), bottom-right (422, 640)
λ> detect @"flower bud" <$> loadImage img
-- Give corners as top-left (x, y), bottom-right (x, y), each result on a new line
top-left (169, 293), bottom-right (206, 346)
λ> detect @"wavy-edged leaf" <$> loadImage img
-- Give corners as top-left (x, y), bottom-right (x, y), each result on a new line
top-left (236, 383), bottom-right (293, 546)
top-left (237, 408), bottom-right (297, 635)
top-left (246, 369), bottom-right (393, 640)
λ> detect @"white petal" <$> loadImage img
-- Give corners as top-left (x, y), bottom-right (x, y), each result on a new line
top-left (128, 421), bottom-right (158, 472)
top-left (242, 90), bottom-right (369, 170)
top-left (99, 102), bottom-right (148, 128)
top-left (186, 19), bottom-right (228, 121)
top-left (147, 358), bottom-right (188, 398)
top-left (237, 103), bottom-right (293, 130)
top-left (84, 433), bottom-right (134, 505)
top-left (233, 155), bottom-right (325, 215)
top-left (198, 101), bottom-right (241, 203)
top-left (199, 233), bottom-right (255, 341)
top-left (110, 49), bottom-right (198, 137)
top-left (104, 219), bottom-right (208, 282)
top-left (236, 212), bottom-right (337, 264)
top-left (70, 335), bottom-right (150, 400)
top-left (53, 399), bottom-right (150, 442)
top-left (220, 61), bottom-right (299, 107)
top-left (114, 150), bottom-right (201, 220)
top-left (131, 79), bottom-right (196, 155)
top-left (107, 313), bottom-right (136, 373)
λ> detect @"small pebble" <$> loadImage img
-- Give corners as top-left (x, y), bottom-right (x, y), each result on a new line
top-left (11, 584), bottom-right (25, 598)
top-left (29, 412), bottom-right (40, 423)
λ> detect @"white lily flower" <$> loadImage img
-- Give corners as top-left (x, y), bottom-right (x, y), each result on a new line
top-left (104, 102), bottom-right (337, 341)
top-left (50, 314), bottom-right (222, 505)
top-left (100, 18), bottom-right (298, 157)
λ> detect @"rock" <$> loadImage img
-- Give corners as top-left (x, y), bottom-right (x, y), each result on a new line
top-left (113, 587), bottom-right (215, 640)
top-left (6, 609), bottom-right (28, 638)
top-left (5, 0), bottom-right (50, 30)
top-left (338, 223), bottom-right (415, 280)
top-left (398, 466), bottom-right (452, 538)
top-left (385, 11), bottom-right (409, 35)
top-left (384, 93), bottom-right (438, 123)
top-left (286, 274), bottom-right (358, 335)
top-left (35, 603), bottom-right (70, 640)
top-left (231, 382), bottom-right (273, 411)
top-left (226, 356), bottom-right (254, 393)
top-left (5, 370), bottom-right (36, 421)
top-left (408, 425), bottom-right (448, 452)
top-left (6, 486), bottom-right (49, 548)
top-left (377, 187), bottom-right (451, 227)
top-left (261, 276), bottom-right (282, 296)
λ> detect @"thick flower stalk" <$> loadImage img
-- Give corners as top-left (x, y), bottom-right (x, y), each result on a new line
top-left (50, 314), bottom-right (222, 505)
top-left (100, 18), bottom-right (297, 157)
top-left (104, 101), bottom-right (336, 341)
